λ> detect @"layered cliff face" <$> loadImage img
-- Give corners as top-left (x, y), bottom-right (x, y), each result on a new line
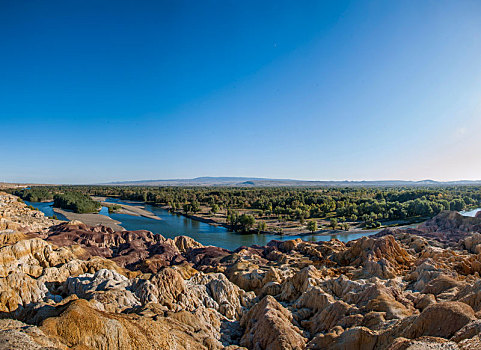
top-left (0, 193), bottom-right (57, 235)
top-left (1, 191), bottom-right (481, 349)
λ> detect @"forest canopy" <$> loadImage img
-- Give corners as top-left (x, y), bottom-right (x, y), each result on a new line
top-left (14, 188), bottom-right (53, 202)
top-left (10, 185), bottom-right (481, 226)
top-left (52, 192), bottom-right (101, 214)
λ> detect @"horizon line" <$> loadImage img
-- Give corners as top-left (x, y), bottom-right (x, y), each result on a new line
top-left (3, 176), bottom-right (481, 186)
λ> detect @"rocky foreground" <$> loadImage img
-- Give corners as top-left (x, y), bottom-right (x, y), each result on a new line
top-left (2, 192), bottom-right (481, 349)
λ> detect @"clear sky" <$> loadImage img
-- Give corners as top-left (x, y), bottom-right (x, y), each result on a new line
top-left (1, 0), bottom-right (481, 183)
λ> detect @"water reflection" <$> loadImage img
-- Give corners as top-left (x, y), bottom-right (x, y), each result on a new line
top-left (25, 201), bottom-right (68, 221)
top-left (28, 197), bottom-right (379, 251)
top-left (104, 198), bottom-right (379, 250)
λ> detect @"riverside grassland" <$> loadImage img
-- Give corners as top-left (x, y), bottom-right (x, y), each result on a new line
top-left (10, 185), bottom-right (481, 235)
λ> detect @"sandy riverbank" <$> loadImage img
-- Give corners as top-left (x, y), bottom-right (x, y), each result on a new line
top-left (53, 208), bottom-right (125, 231)
top-left (100, 201), bottom-right (161, 220)
top-left (91, 197), bottom-right (161, 220)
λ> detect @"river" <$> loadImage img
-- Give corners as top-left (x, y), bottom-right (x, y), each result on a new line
top-left (27, 198), bottom-right (380, 250)
top-left (460, 208), bottom-right (481, 217)
top-left (24, 201), bottom-right (69, 221)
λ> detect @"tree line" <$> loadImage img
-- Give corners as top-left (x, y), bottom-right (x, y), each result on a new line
top-left (9, 185), bottom-right (481, 229)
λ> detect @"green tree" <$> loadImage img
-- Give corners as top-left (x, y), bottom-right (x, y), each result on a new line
top-left (257, 221), bottom-right (267, 233)
top-left (450, 199), bottom-right (465, 211)
top-left (227, 211), bottom-right (239, 227)
top-left (307, 220), bottom-right (318, 233)
top-left (53, 192), bottom-right (100, 214)
top-left (183, 203), bottom-right (192, 214)
top-left (330, 218), bottom-right (338, 229)
top-left (211, 203), bottom-right (220, 214)
top-left (299, 215), bottom-right (305, 225)
top-left (238, 214), bottom-right (255, 232)
top-left (191, 201), bottom-right (200, 213)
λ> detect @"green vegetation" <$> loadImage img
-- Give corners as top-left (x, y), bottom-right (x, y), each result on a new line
top-left (108, 204), bottom-right (122, 213)
top-left (182, 201), bottom-right (200, 215)
top-left (238, 213), bottom-right (256, 232)
top-left (257, 221), bottom-right (267, 233)
top-left (226, 211), bottom-right (256, 232)
top-left (307, 220), bottom-right (318, 233)
top-left (81, 186), bottom-right (479, 223)
top-left (330, 218), bottom-right (338, 229)
top-left (210, 203), bottom-right (220, 214)
top-left (15, 188), bottom-right (53, 202)
top-left (7, 185), bottom-right (481, 232)
top-left (53, 192), bottom-right (101, 214)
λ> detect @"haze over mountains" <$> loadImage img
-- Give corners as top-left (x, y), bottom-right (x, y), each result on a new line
top-left (105, 177), bottom-right (481, 187)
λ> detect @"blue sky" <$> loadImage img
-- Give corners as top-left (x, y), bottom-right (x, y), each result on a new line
top-left (1, 0), bottom-right (481, 183)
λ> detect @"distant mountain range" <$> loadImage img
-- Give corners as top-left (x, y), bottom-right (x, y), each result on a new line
top-left (104, 177), bottom-right (481, 187)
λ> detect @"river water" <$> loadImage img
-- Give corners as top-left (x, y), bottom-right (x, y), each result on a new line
top-left (27, 198), bottom-right (380, 250)
top-left (460, 208), bottom-right (481, 217)
top-left (24, 201), bottom-right (68, 221)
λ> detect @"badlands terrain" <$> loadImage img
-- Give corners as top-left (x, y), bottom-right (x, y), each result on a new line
top-left (1, 191), bottom-right (481, 349)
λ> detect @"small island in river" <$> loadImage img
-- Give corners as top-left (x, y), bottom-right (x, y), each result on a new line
top-left (92, 196), bottom-right (161, 220)
top-left (51, 197), bottom-right (162, 231)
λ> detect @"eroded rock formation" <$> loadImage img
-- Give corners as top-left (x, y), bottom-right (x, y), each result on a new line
top-left (2, 192), bottom-right (481, 349)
